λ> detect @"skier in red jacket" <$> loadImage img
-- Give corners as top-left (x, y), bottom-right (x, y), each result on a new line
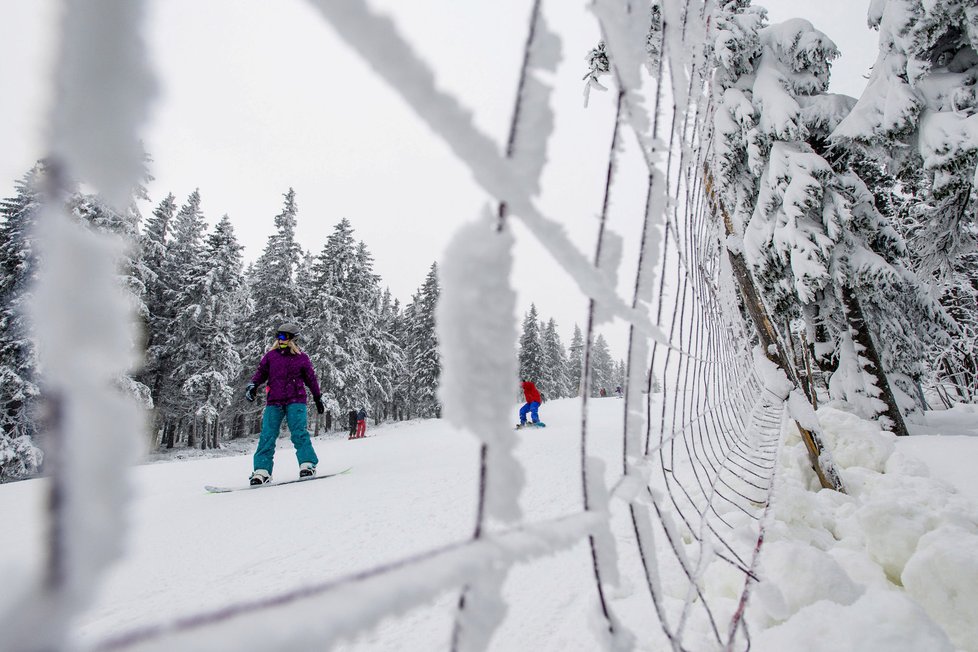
top-left (518, 380), bottom-right (546, 429)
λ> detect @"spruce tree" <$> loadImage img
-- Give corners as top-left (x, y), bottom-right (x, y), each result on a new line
top-left (68, 189), bottom-right (153, 407)
top-left (540, 318), bottom-right (570, 399)
top-left (518, 304), bottom-right (546, 394)
top-left (153, 189), bottom-right (207, 443)
top-left (831, 1), bottom-right (978, 401)
top-left (0, 165), bottom-right (45, 480)
top-left (173, 216), bottom-right (248, 448)
top-left (590, 335), bottom-right (615, 397)
top-left (404, 263), bottom-right (441, 418)
top-left (566, 324), bottom-right (585, 397)
top-left (305, 219), bottom-right (365, 413)
top-left (242, 188), bottom-right (304, 369)
top-left (709, 14), bottom-right (931, 431)
top-left (141, 193), bottom-right (176, 347)
top-left (369, 287), bottom-right (406, 421)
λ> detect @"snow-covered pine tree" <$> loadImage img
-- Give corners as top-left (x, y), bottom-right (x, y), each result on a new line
top-left (173, 215), bottom-right (248, 449)
top-left (295, 248), bottom-right (317, 328)
top-left (566, 324), bottom-right (584, 397)
top-left (710, 13), bottom-right (924, 432)
top-left (518, 304), bottom-right (545, 396)
top-left (140, 192), bottom-right (176, 345)
top-left (239, 188), bottom-right (304, 371)
top-left (67, 185), bottom-right (153, 409)
top-left (345, 241), bottom-right (385, 414)
top-left (540, 318), bottom-right (570, 399)
top-left (0, 164), bottom-right (45, 480)
top-left (153, 189), bottom-right (207, 446)
top-left (709, 0), bottom-right (768, 236)
top-left (613, 359), bottom-right (626, 393)
top-left (590, 334), bottom-right (615, 397)
top-left (369, 287), bottom-right (406, 422)
top-left (305, 219), bottom-right (367, 415)
top-left (389, 296), bottom-right (411, 421)
top-left (831, 0), bottom-right (978, 401)
top-left (404, 263), bottom-right (441, 418)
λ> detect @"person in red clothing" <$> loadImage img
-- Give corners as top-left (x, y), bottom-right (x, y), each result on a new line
top-left (518, 380), bottom-right (546, 428)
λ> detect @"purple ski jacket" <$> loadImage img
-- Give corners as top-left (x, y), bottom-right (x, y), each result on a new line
top-left (250, 348), bottom-right (322, 407)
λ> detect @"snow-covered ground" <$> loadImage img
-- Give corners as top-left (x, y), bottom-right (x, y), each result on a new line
top-left (1, 398), bottom-right (977, 651)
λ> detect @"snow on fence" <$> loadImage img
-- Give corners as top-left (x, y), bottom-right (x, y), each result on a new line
top-left (1, 1), bottom-right (807, 651)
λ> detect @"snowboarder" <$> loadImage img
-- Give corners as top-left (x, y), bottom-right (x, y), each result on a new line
top-left (244, 323), bottom-right (325, 485)
top-left (355, 407), bottom-right (367, 438)
top-left (517, 380), bottom-right (546, 428)
top-left (348, 409), bottom-right (358, 439)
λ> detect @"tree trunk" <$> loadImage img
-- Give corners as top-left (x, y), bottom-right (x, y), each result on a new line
top-left (800, 329), bottom-right (818, 410)
top-left (840, 285), bottom-right (910, 437)
top-left (705, 168), bottom-right (843, 492)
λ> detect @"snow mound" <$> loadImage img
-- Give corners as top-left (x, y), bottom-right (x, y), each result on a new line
top-left (903, 525), bottom-right (978, 651)
top-left (752, 405), bottom-right (978, 647)
top-left (754, 589), bottom-right (954, 652)
top-left (753, 540), bottom-right (861, 625)
top-left (815, 406), bottom-right (894, 472)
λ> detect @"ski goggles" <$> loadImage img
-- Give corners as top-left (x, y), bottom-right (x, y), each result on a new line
top-left (276, 332), bottom-right (295, 341)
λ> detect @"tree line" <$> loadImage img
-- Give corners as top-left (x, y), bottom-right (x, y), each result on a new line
top-left (0, 167), bottom-right (444, 480)
top-left (517, 303), bottom-right (625, 402)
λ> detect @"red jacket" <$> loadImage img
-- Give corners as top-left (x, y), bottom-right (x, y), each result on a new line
top-left (522, 381), bottom-right (541, 403)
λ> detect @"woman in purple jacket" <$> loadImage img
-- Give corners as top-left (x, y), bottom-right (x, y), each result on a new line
top-left (244, 323), bottom-right (325, 485)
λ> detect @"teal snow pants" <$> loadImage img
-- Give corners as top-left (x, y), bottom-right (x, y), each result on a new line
top-left (253, 403), bottom-right (319, 474)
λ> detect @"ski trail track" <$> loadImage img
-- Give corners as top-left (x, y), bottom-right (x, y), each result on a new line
top-left (0, 398), bottom-right (629, 651)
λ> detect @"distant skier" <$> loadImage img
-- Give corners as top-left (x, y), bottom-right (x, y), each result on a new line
top-left (355, 407), bottom-right (367, 439)
top-left (348, 409), bottom-right (358, 439)
top-left (615, 385), bottom-right (623, 398)
top-left (517, 380), bottom-right (546, 429)
top-left (244, 323), bottom-right (325, 485)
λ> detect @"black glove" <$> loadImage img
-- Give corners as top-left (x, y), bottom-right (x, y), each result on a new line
top-left (314, 395), bottom-right (325, 414)
top-left (245, 383), bottom-right (257, 402)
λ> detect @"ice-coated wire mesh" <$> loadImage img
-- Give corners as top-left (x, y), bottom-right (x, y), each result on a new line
top-left (2, 2), bottom-right (794, 651)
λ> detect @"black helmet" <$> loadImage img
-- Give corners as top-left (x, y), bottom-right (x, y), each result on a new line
top-left (276, 322), bottom-right (300, 339)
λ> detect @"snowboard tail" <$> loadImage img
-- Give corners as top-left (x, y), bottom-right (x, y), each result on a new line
top-left (205, 467), bottom-right (351, 493)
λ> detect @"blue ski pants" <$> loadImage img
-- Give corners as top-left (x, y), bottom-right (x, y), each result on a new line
top-left (519, 401), bottom-right (541, 424)
top-left (253, 403), bottom-right (319, 474)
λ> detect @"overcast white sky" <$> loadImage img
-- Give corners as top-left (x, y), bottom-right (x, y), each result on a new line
top-left (0, 0), bottom-right (873, 358)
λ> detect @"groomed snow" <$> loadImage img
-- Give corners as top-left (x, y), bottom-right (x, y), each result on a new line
top-left (1, 398), bottom-right (977, 650)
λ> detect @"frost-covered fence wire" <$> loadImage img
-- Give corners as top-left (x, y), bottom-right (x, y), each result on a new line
top-left (0, 1), bottom-right (154, 651)
top-left (4, 1), bottom-right (794, 650)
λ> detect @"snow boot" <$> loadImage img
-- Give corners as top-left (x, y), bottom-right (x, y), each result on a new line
top-left (250, 469), bottom-right (271, 486)
top-left (299, 462), bottom-right (316, 478)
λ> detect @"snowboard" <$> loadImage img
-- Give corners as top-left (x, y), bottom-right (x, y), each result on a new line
top-left (515, 422), bottom-right (547, 430)
top-left (205, 467), bottom-right (352, 493)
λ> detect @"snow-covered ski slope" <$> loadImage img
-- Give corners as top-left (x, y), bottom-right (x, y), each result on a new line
top-left (2, 399), bottom-right (978, 651)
